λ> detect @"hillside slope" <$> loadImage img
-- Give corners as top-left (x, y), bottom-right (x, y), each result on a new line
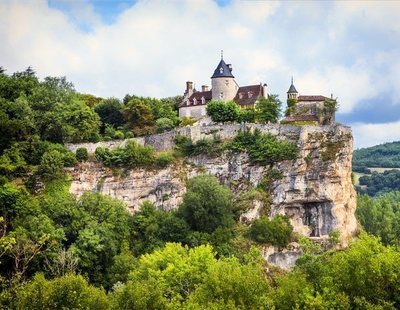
top-left (353, 141), bottom-right (400, 169)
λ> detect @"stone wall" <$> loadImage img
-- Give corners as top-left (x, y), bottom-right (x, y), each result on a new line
top-left (66, 123), bottom-right (349, 153)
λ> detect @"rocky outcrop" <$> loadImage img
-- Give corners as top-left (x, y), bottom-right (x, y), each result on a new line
top-left (69, 124), bottom-right (357, 265)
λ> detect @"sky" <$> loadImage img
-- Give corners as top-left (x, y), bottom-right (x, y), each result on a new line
top-left (1, 0), bottom-right (400, 149)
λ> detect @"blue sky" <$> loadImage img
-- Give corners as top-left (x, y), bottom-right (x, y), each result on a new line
top-left (1, 0), bottom-right (400, 148)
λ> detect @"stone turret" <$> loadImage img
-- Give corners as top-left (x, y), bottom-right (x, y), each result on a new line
top-left (287, 77), bottom-right (298, 100)
top-left (211, 53), bottom-right (238, 101)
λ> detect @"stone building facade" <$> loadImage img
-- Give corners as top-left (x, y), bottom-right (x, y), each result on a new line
top-left (179, 56), bottom-right (268, 119)
top-left (282, 78), bottom-right (336, 125)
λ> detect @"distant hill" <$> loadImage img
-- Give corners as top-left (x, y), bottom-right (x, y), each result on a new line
top-left (353, 141), bottom-right (400, 170)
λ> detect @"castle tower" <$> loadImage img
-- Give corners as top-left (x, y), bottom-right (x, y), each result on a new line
top-left (211, 52), bottom-right (237, 101)
top-left (287, 77), bottom-right (298, 100)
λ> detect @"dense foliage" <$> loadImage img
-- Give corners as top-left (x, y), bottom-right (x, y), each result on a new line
top-left (228, 129), bottom-right (298, 164)
top-left (353, 141), bottom-right (400, 168)
top-left (206, 95), bottom-right (281, 124)
top-left (357, 192), bottom-right (400, 245)
top-left (206, 100), bottom-right (240, 123)
top-left (94, 140), bottom-right (176, 169)
top-left (248, 215), bottom-right (293, 248)
top-left (174, 134), bottom-right (223, 157)
top-left (357, 170), bottom-right (400, 196)
top-left (0, 67), bottom-right (180, 150)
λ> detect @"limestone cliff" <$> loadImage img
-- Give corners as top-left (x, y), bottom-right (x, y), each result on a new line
top-left (68, 124), bottom-right (357, 248)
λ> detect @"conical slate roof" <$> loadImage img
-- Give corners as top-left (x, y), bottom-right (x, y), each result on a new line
top-left (211, 59), bottom-right (234, 78)
top-left (287, 83), bottom-right (297, 93)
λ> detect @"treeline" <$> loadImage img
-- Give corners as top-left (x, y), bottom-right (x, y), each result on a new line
top-left (357, 170), bottom-right (400, 196)
top-left (353, 141), bottom-right (400, 169)
top-left (0, 67), bottom-right (181, 148)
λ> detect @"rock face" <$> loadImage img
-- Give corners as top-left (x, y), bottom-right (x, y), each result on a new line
top-left (68, 124), bottom-right (357, 266)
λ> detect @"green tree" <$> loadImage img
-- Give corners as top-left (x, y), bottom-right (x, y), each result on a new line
top-left (16, 273), bottom-right (109, 310)
top-left (256, 94), bottom-right (282, 123)
top-left (0, 96), bottom-right (36, 151)
top-left (156, 117), bottom-right (175, 133)
top-left (76, 147), bottom-right (88, 162)
top-left (206, 100), bottom-right (240, 123)
top-left (187, 256), bottom-right (272, 309)
top-left (131, 201), bottom-right (189, 255)
top-left (94, 97), bottom-right (124, 133)
top-left (248, 215), bottom-right (293, 248)
top-left (60, 99), bottom-right (100, 143)
top-left (356, 192), bottom-right (400, 245)
top-left (238, 107), bottom-right (257, 123)
top-left (179, 175), bottom-right (235, 233)
top-left (106, 242), bottom-right (137, 287)
top-left (285, 98), bottom-right (297, 116)
top-left (123, 97), bottom-right (155, 136)
top-left (39, 150), bottom-right (65, 180)
top-left (68, 193), bottom-right (132, 285)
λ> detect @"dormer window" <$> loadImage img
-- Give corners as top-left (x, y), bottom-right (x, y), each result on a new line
top-left (248, 91), bottom-right (253, 98)
top-left (201, 96), bottom-right (205, 104)
top-left (238, 92), bottom-right (244, 99)
top-left (193, 98), bottom-right (197, 105)
top-left (219, 67), bottom-right (224, 74)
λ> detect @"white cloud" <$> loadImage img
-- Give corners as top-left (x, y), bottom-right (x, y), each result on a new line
top-left (352, 121), bottom-right (400, 149)
top-left (0, 0), bottom-right (399, 126)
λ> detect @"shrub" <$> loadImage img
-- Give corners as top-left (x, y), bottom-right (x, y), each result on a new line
top-left (228, 129), bottom-right (298, 164)
top-left (75, 147), bottom-right (88, 162)
top-left (155, 152), bottom-right (174, 168)
top-left (95, 141), bottom-right (155, 168)
top-left (114, 130), bottom-right (124, 140)
top-left (174, 135), bottom-right (222, 157)
top-left (104, 124), bottom-right (116, 139)
top-left (39, 150), bottom-right (65, 180)
top-left (156, 117), bottom-right (175, 133)
top-left (248, 215), bottom-right (293, 248)
top-left (180, 116), bottom-right (196, 127)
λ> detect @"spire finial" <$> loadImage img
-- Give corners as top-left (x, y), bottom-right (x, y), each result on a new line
top-left (221, 50), bottom-right (223, 60)
top-left (291, 76), bottom-right (294, 85)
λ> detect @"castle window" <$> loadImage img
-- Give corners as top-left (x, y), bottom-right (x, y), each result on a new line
top-left (219, 92), bottom-right (224, 99)
top-left (225, 79), bottom-right (229, 86)
top-left (193, 98), bottom-right (197, 105)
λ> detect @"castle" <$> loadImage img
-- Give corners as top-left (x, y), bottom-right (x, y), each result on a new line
top-left (179, 55), bottom-right (335, 125)
top-left (178, 55), bottom-right (268, 119)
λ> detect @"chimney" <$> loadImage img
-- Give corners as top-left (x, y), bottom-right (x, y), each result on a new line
top-left (201, 85), bottom-right (209, 92)
top-left (186, 81), bottom-right (193, 97)
top-left (263, 83), bottom-right (268, 98)
top-left (227, 64), bottom-right (232, 72)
